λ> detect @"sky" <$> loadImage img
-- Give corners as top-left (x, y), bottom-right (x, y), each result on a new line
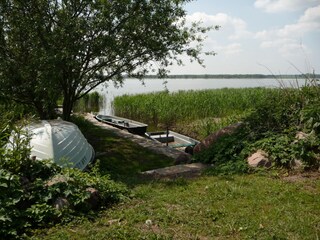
top-left (169, 0), bottom-right (320, 75)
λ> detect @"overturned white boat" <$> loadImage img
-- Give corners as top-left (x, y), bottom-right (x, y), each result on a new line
top-left (8, 120), bottom-right (95, 170)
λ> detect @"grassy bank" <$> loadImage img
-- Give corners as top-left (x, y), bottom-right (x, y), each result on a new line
top-left (30, 117), bottom-right (320, 240)
top-left (32, 174), bottom-right (320, 239)
top-left (71, 117), bottom-right (174, 184)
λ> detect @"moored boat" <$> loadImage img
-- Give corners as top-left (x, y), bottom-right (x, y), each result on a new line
top-left (95, 114), bottom-right (148, 135)
top-left (7, 120), bottom-right (95, 170)
top-left (145, 130), bottom-right (200, 153)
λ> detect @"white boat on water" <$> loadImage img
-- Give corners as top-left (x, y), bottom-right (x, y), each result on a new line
top-left (7, 120), bottom-right (95, 170)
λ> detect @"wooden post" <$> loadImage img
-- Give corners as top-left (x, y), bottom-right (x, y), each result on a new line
top-left (166, 126), bottom-right (169, 146)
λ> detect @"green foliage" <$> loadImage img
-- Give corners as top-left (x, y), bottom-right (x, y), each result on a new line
top-left (294, 133), bottom-right (320, 169)
top-left (194, 113), bottom-right (247, 139)
top-left (204, 160), bottom-right (249, 176)
top-left (0, 0), bottom-right (215, 120)
top-left (193, 80), bottom-right (320, 172)
top-left (194, 128), bottom-right (250, 175)
top-left (248, 133), bottom-right (299, 168)
top-left (31, 175), bottom-right (320, 240)
top-left (74, 92), bottom-right (102, 113)
top-left (244, 88), bottom-right (302, 134)
top-left (114, 88), bottom-right (278, 130)
top-left (194, 129), bottom-right (248, 164)
top-left (0, 118), bottom-right (128, 238)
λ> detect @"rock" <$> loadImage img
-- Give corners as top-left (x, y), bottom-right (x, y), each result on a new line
top-left (54, 197), bottom-right (70, 210)
top-left (295, 131), bottom-right (308, 140)
top-left (194, 122), bottom-right (243, 154)
top-left (86, 187), bottom-right (100, 209)
top-left (46, 174), bottom-right (73, 187)
top-left (292, 159), bottom-right (303, 170)
top-left (247, 150), bottom-right (271, 168)
top-left (145, 219), bottom-right (153, 226)
top-left (174, 152), bottom-right (192, 165)
top-left (185, 146), bottom-right (194, 155)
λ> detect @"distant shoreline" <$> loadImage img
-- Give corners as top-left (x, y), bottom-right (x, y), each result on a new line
top-left (126, 74), bottom-right (319, 79)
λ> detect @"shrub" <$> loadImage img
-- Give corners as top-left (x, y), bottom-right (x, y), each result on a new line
top-left (247, 133), bottom-right (299, 168)
top-left (0, 117), bottom-right (128, 238)
top-left (194, 80), bottom-right (320, 172)
top-left (194, 128), bottom-right (250, 175)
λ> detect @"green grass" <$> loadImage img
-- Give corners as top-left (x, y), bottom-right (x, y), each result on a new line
top-left (30, 117), bottom-right (320, 240)
top-left (31, 174), bottom-right (320, 239)
top-left (113, 88), bottom-right (285, 139)
top-left (71, 116), bottom-right (174, 184)
top-left (114, 88), bottom-right (281, 122)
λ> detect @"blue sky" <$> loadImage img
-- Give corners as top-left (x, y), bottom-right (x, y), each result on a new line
top-left (169, 0), bottom-right (320, 75)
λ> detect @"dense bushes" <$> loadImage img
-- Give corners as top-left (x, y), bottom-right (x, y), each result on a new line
top-left (0, 117), bottom-right (128, 238)
top-left (194, 80), bottom-right (320, 173)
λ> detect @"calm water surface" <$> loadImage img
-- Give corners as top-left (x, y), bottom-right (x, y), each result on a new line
top-left (96, 78), bottom-right (306, 114)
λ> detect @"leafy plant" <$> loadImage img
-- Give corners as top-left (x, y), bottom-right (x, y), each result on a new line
top-left (247, 133), bottom-right (299, 168)
top-left (204, 160), bottom-right (249, 176)
top-left (0, 118), bottom-right (128, 238)
top-left (194, 128), bottom-right (250, 175)
top-left (294, 133), bottom-right (320, 169)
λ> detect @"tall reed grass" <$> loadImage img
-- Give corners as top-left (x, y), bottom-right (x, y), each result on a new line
top-left (114, 88), bottom-right (282, 125)
top-left (74, 92), bottom-right (102, 113)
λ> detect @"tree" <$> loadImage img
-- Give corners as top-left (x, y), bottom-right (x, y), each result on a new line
top-left (0, 0), bottom-right (217, 120)
top-left (0, 1), bottom-right (61, 119)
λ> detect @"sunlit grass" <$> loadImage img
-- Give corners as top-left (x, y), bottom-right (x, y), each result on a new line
top-left (28, 117), bottom-right (320, 240)
top-left (113, 88), bottom-right (284, 139)
top-left (32, 174), bottom-right (320, 240)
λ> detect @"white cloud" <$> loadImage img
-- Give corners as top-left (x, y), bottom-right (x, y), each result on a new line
top-left (186, 12), bottom-right (252, 40)
top-left (209, 42), bottom-right (243, 56)
top-left (255, 5), bottom-right (320, 39)
top-left (222, 43), bottom-right (243, 55)
top-left (254, 0), bottom-right (319, 13)
top-left (260, 38), bottom-right (307, 56)
top-left (299, 4), bottom-right (320, 22)
top-left (254, 5), bottom-right (320, 58)
top-left (280, 5), bottom-right (320, 36)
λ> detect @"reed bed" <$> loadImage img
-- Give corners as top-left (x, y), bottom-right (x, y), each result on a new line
top-left (74, 91), bottom-right (102, 113)
top-left (114, 87), bottom-right (282, 128)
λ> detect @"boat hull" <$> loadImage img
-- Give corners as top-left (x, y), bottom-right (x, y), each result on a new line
top-left (145, 130), bottom-right (200, 152)
top-left (95, 114), bottom-right (148, 136)
top-left (7, 120), bottom-right (94, 170)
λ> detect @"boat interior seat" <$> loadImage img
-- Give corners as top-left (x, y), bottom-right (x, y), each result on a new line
top-left (155, 136), bottom-right (175, 143)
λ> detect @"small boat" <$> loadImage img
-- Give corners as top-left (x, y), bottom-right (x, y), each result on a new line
top-left (145, 130), bottom-right (200, 153)
top-left (95, 114), bottom-right (148, 135)
top-left (7, 120), bottom-right (95, 170)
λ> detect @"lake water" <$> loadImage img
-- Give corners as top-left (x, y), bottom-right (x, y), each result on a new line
top-left (95, 78), bottom-right (306, 114)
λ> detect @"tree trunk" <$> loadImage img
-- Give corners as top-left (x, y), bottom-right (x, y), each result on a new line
top-left (62, 97), bottom-right (74, 121)
top-left (34, 102), bottom-right (56, 120)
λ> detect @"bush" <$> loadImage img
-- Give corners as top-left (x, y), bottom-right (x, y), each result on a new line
top-left (194, 80), bottom-right (320, 172)
top-left (194, 128), bottom-right (250, 175)
top-left (0, 117), bottom-right (128, 238)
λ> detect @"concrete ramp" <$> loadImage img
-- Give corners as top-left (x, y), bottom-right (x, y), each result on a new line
top-left (141, 163), bottom-right (209, 179)
top-left (85, 114), bottom-right (183, 159)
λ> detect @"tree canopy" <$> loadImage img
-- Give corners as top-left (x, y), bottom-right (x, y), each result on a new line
top-left (0, 0), bottom-right (216, 120)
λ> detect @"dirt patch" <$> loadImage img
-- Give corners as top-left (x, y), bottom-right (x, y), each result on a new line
top-left (282, 171), bottom-right (320, 183)
top-left (141, 163), bottom-right (210, 180)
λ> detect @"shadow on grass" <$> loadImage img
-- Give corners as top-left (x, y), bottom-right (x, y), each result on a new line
top-left (72, 116), bottom-right (174, 187)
